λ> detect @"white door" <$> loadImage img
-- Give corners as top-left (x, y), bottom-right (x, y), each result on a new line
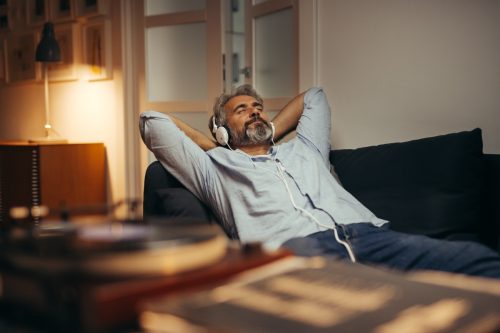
top-left (141, 0), bottom-right (223, 113)
top-left (224, 0), bottom-right (299, 110)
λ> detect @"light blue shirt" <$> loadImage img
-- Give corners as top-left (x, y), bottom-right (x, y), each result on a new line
top-left (140, 88), bottom-right (387, 249)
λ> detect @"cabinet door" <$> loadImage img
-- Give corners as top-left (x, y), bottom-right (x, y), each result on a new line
top-left (0, 143), bottom-right (106, 226)
top-left (39, 144), bottom-right (106, 215)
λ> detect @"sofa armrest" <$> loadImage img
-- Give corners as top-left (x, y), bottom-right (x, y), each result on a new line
top-left (481, 154), bottom-right (500, 251)
top-left (143, 161), bottom-right (212, 223)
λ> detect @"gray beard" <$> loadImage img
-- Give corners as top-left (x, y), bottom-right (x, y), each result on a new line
top-left (230, 122), bottom-right (272, 147)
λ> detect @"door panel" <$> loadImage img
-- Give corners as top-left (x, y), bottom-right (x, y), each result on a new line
top-left (254, 7), bottom-right (294, 98)
top-left (146, 23), bottom-right (208, 102)
top-left (141, 0), bottom-right (221, 112)
top-left (145, 0), bottom-right (206, 15)
top-left (245, 0), bottom-right (298, 109)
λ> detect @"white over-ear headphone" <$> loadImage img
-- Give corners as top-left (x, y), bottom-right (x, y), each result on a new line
top-left (212, 116), bottom-right (230, 146)
top-left (211, 116), bottom-right (276, 147)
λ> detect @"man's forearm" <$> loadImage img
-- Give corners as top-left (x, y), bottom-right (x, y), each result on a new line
top-left (271, 91), bottom-right (306, 141)
top-left (168, 114), bottom-right (217, 151)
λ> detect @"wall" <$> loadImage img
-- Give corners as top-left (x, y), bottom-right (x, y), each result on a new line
top-left (317, 0), bottom-right (500, 153)
top-left (0, 1), bottom-right (126, 209)
top-left (3, 0), bottom-right (498, 213)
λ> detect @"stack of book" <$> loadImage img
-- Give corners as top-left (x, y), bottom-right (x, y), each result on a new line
top-left (139, 257), bottom-right (500, 333)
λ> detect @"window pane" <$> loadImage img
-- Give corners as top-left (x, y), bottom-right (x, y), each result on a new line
top-left (254, 8), bottom-right (294, 98)
top-left (146, 23), bottom-right (207, 102)
top-left (227, 0), bottom-right (246, 90)
top-left (145, 0), bottom-right (205, 15)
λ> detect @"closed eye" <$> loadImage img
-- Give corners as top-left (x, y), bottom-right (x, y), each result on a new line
top-left (253, 102), bottom-right (263, 111)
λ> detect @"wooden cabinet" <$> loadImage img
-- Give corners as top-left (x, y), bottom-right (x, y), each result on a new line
top-left (0, 142), bottom-right (106, 225)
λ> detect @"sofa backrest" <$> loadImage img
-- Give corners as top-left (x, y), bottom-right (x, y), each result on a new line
top-left (330, 129), bottom-right (499, 252)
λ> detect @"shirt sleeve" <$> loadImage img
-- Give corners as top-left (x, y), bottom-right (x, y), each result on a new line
top-left (296, 87), bottom-right (332, 165)
top-left (139, 110), bottom-right (216, 201)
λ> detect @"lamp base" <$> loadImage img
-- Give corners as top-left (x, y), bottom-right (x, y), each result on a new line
top-left (28, 135), bottom-right (68, 144)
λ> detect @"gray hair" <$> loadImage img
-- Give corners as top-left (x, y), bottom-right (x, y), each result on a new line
top-left (211, 84), bottom-right (263, 128)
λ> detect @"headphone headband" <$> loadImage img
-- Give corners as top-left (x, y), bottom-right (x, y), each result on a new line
top-left (211, 116), bottom-right (218, 134)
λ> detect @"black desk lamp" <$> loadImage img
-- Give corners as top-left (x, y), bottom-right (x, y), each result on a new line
top-left (29, 22), bottom-right (67, 143)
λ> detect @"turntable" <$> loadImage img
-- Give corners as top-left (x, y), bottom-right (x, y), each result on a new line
top-left (0, 212), bottom-right (290, 332)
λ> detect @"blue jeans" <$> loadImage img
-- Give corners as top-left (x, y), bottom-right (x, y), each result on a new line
top-left (282, 223), bottom-right (500, 279)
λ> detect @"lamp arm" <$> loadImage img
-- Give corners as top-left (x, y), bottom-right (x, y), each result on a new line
top-left (43, 63), bottom-right (51, 137)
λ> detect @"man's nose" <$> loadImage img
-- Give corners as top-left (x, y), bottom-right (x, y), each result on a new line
top-left (249, 107), bottom-right (261, 118)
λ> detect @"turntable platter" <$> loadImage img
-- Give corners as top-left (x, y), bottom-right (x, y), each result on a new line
top-left (1, 221), bottom-right (228, 277)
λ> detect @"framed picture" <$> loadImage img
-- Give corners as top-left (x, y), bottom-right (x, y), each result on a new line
top-left (49, 0), bottom-right (74, 22)
top-left (47, 23), bottom-right (79, 81)
top-left (83, 17), bottom-right (111, 81)
top-left (0, 2), bottom-right (10, 32)
top-left (27, 0), bottom-right (48, 26)
top-left (8, 0), bottom-right (27, 29)
top-left (0, 37), bottom-right (5, 83)
top-left (76, 0), bottom-right (108, 18)
top-left (5, 33), bottom-right (39, 83)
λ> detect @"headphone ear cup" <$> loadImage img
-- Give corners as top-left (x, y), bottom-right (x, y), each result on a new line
top-left (212, 116), bottom-right (229, 146)
top-left (215, 126), bottom-right (230, 146)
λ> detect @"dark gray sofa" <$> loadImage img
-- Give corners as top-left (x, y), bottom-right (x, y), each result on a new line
top-left (143, 128), bottom-right (500, 252)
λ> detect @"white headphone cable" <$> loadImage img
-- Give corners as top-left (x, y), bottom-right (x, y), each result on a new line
top-left (275, 161), bottom-right (357, 263)
top-left (227, 140), bottom-right (356, 262)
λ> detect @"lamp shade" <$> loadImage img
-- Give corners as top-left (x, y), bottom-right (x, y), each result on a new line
top-left (35, 22), bottom-right (61, 62)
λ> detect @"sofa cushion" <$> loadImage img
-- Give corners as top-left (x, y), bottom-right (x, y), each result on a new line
top-left (330, 129), bottom-right (484, 241)
top-left (156, 188), bottom-right (212, 221)
top-left (143, 161), bottom-right (183, 217)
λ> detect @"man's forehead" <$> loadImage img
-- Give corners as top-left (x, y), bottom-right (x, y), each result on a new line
top-left (227, 95), bottom-right (258, 105)
top-left (225, 95), bottom-right (261, 112)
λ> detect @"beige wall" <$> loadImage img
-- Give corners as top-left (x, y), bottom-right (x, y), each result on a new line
top-left (317, 0), bottom-right (500, 153)
top-left (2, 0), bottom-right (499, 213)
top-left (0, 1), bottom-right (126, 206)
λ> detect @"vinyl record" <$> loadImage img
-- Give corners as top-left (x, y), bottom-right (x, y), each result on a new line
top-left (1, 220), bottom-right (228, 277)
